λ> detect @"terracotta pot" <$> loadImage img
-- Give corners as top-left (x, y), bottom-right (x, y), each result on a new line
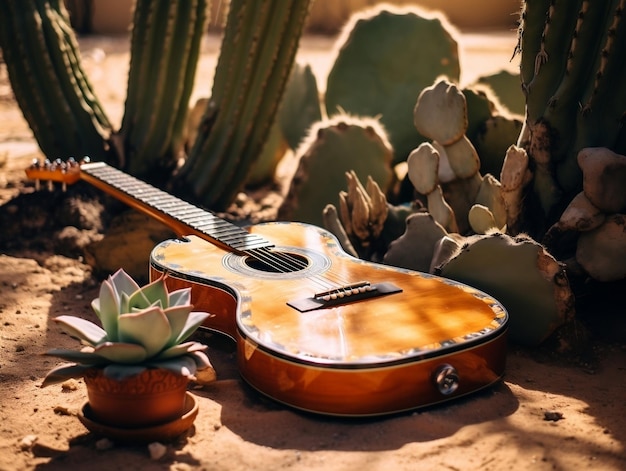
top-left (83, 368), bottom-right (189, 428)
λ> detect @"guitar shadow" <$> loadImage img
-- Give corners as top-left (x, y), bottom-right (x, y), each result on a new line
top-left (196, 333), bottom-right (519, 452)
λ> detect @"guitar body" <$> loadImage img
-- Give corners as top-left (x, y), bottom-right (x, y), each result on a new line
top-left (150, 222), bottom-right (508, 416)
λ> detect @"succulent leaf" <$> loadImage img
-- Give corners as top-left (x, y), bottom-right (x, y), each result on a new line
top-left (167, 287), bottom-right (192, 307)
top-left (118, 307), bottom-right (172, 357)
top-left (93, 342), bottom-right (148, 363)
top-left (126, 283), bottom-right (156, 311)
top-left (40, 363), bottom-right (92, 387)
top-left (164, 309), bottom-right (210, 346)
top-left (189, 349), bottom-right (213, 370)
top-left (54, 315), bottom-right (107, 346)
top-left (131, 277), bottom-right (169, 310)
top-left (151, 355), bottom-right (199, 378)
top-left (43, 348), bottom-right (108, 365)
top-left (109, 268), bottom-right (141, 300)
top-left (93, 279), bottom-right (120, 340)
top-left (157, 341), bottom-right (206, 360)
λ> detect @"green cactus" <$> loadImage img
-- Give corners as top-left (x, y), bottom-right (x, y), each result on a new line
top-left (278, 62), bottom-right (323, 151)
top-left (475, 69), bottom-right (526, 116)
top-left (462, 85), bottom-right (499, 144)
top-left (436, 232), bottom-right (575, 346)
top-left (176, 0), bottom-right (312, 210)
top-left (515, 0), bottom-right (626, 232)
top-left (278, 116), bottom-right (393, 228)
top-left (0, 0), bottom-right (112, 162)
top-left (324, 5), bottom-right (461, 165)
top-left (474, 114), bottom-right (524, 178)
top-left (116, 0), bottom-right (208, 181)
top-left (246, 61), bottom-right (322, 187)
top-left (383, 212), bottom-right (449, 273)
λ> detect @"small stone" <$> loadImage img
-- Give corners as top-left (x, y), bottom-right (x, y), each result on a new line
top-left (148, 442), bottom-right (167, 460)
top-left (19, 435), bottom-right (38, 451)
top-left (61, 379), bottom-right (79, 391)
top-left (544, 411), bottom-right (564, 422)
top-left (53, 405), bottom-right (72, 416)
top-left (95, 438), bottom-right (114, 450)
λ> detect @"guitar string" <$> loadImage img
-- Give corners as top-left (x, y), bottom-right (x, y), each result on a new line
top-left (91, 165), bottom-right (354, 294)
top-left (112, 174), bottom-right (345, 291)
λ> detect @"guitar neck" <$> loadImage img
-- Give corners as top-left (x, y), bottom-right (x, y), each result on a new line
top-left (80, 162), bottom-right (273, 253)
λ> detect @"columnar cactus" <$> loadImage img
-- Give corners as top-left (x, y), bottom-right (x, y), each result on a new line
top-left (0, 0), bottom-right (112, 161)
top-left (515, 0), bottom-right (626, 233)
top-left (116, 0), bottom-right (208, 180)
top-left (176, 0), bottom-right (313, 210)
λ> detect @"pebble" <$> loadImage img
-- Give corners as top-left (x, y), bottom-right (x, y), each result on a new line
top-left (95, 438), bottom-right (114, 450)
top-left (19, 435), bottom-right (38, 451)
top-left (544, 410), bottom-right (564, 422)
top-left (148, 442), bottom-right (167, 460)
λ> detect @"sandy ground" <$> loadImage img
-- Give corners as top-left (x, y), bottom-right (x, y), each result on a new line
top-left (1, 28), bottom-right (625, 471)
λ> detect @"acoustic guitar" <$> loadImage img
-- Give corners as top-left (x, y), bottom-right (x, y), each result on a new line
top-left (27, 158), bottom-right (508, 416)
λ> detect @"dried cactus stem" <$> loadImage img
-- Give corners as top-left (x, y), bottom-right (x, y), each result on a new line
top-left (180, 0), bottom-right (312, 210)
top-left (0, 0), bottom-right (111, 160)
top-left (120, 0), bottom-right (208, 177)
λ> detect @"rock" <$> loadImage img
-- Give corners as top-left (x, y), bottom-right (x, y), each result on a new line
top-left (578, 147), bottom-right (626, 213)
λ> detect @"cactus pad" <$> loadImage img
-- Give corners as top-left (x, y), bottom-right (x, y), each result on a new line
top-left (325, 6), bottom-right (460, 164)
top-left (278, 116), bottom-right (393, 227)
top-left (437, 233), bottom-right (575, 346)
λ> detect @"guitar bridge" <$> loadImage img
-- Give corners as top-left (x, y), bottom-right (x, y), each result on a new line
top-left (287, 282), bottom-right (402, 313)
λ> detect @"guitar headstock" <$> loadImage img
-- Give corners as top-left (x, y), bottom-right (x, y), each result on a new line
top-left (25, 157), bottom-right (87, 191)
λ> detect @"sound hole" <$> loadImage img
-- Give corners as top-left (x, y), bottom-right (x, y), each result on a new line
top-left (244, 252), bottom-right (309, 273)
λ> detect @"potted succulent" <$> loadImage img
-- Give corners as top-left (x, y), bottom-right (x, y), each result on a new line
top-left (41, 268), bottom-right (215, 434)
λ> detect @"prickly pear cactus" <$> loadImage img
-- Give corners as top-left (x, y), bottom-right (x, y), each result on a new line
top-left (515, 0), bottom-right (626, 233)
top-left (474, 114), bottom-right (524, 179)
top-left (278, 116), bottom-right (393, 227)
top-left (411, 78), bottom-right (509, 235)
top-left (383, 212), bottom-right (449, 273)
top-left (278, 63), bottom-right (323, 151)
top-left (325, 5), bottom-right (460, 164)
top-left (0, 0), bottom-right (112, 161)
top-left (475, 69), bottom-right (526, 116)
top-left (436, 232), bottom-right (575, 346)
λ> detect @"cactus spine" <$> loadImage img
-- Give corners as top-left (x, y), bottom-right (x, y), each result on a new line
top-left (177, 0), bottom-right (312, 211)
top-left (0, 0), bottom-right (111, 161)
top-left (118, 0), bottom-right (208, 180)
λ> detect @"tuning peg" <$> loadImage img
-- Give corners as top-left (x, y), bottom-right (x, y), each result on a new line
top-left (29, 159), bottom-right (42, 191)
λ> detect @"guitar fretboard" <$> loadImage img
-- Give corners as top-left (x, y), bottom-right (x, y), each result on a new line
top-left (81, 162), bottom-right (274, 253)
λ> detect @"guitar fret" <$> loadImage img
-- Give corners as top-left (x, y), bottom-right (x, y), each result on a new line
top-left (81, 162), bottom-right (273, 252)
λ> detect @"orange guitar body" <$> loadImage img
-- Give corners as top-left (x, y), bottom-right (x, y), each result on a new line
top-left (150, 222), bottom-right (508, 416)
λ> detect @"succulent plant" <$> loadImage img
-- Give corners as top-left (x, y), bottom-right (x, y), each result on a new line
top-left (42, 269), bottom-right (213, 387)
